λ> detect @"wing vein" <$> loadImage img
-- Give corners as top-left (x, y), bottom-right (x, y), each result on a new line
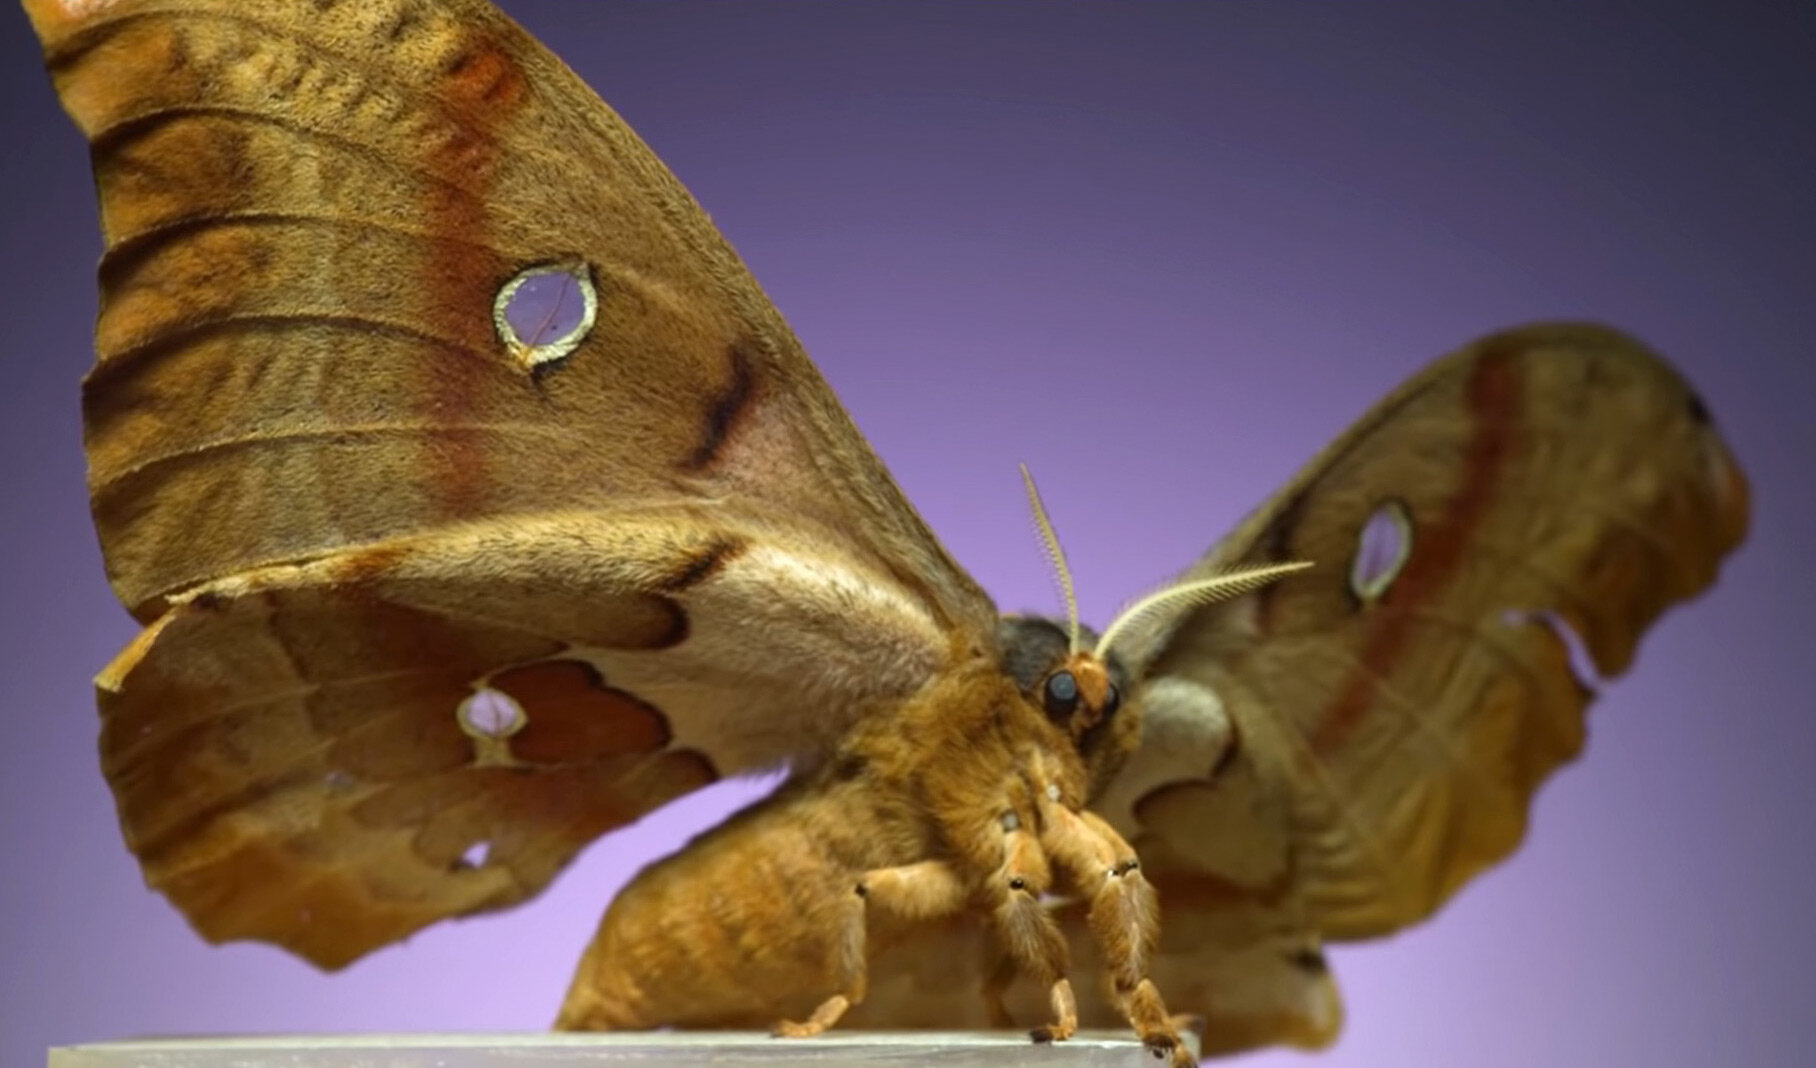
top-left (93, 312), bottom-right (502, 380)
top-left (103, 421), bottom-right (577, 486)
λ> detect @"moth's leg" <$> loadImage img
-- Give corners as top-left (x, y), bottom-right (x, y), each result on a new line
top-left (1037, 802), bottom-right (1192, 1068)
top-left (986, 825), bottom-right (1078, 1044)
top-left (770, 860), bottom-right (969, 1038)
top-left (771, 993), bottom-right (854, 1039)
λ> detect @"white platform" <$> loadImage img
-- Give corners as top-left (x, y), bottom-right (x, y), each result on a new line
top-left (48, 1031), bottom-right (1196, 1067)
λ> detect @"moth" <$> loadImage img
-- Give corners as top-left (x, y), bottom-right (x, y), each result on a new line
top-left (23, 0), bottom-right (1750, 1060)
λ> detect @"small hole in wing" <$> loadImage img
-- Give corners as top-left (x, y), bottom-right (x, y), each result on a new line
top-left (457, 686), bottom-right (527, 739)
top-left (1350, 499), bottom-right (1413, 603)
top-left (455, 841), bottom-right (492, 871)
top-left (493, 262), bottom-right (597, 370)
top-left (1502, 608), bottom-right (1602, 696)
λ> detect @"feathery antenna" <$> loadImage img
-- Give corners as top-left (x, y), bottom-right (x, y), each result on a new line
top-left (1019, 463), bottom-right (1081, 653)
top-left (1094, 561), bottom-right (1313, 659)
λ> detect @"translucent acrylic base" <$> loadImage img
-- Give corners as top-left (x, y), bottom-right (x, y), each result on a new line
top-left (49, 1031), bottom-right (1194, 1067)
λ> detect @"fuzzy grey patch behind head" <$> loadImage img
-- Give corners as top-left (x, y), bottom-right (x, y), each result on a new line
top-left (494, 261), bottom-right (597, 371)
top-left (995, 615), bottom-right (1131, 702)
top-left (998, 616), bottom-right (1080, 695)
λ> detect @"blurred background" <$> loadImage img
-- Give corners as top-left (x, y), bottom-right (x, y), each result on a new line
top-left (2, 2), bottom-right (1810, 1065)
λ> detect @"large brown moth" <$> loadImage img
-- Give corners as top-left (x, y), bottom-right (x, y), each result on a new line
top-left (22, 0), bottom-right (1750, 1061)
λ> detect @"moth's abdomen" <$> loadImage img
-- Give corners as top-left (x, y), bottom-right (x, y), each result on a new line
top-left (558, 780), bottom-right (918, 1029)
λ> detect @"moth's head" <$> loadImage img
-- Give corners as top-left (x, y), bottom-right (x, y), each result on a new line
top-left (1008, 464), bottom-right (1313, 796)
top-left (996, 615), bottom-right (1139, 798)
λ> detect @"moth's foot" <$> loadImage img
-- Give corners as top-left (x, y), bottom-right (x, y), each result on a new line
top-left (1118, 979), bottom-right (1189, 1065)
top-left (1029, 1020), bottom-right (1077, 1044)
top-left (769, 993), bottom-right (851, 1038)
top-left (770, 1017), bottom-right (827, 1038)
top-left (1139, 1031), bottom-right (1193, 1068)
top-left (1028, 977), bottom-right (1078, 1044)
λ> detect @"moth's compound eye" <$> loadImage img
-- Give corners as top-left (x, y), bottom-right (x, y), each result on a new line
top-left (1100, 683), bottom-right (1122, 719)
top-left (1043, 670), bottom-right (1080, 718)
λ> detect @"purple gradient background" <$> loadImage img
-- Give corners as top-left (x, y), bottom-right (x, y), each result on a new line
top-left (2, 2), bottom-right (1811, 1065)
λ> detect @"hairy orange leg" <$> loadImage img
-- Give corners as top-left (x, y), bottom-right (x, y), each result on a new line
top-left (1038, 798), bottom-right (1192, 1067)
top-left (985, 825), bottom-right (1079, 1043)
top-left (771, 860), bottom-right (969, 1038)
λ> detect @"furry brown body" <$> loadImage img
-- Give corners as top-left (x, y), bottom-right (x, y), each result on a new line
top-left (560, 650), bottom-right (1191, 1064)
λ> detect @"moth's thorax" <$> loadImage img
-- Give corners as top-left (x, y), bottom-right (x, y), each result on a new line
top-left (858, 655), bottom-right (1090, 793)
top-left (564, 646), bottom-right (1152, 1035)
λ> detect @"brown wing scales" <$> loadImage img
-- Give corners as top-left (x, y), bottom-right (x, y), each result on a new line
top-left (100, 561), bottom-right (717, 969)
top-left (1098, 322), bottom-right (1748, 1044)
top-left (27, 0), bottom-right (992, 967)
top-left (35, 0), bottom-right (987, 628)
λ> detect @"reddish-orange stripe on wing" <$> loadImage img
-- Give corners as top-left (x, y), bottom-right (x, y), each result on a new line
top-left (1308, 346), bottom-right (1521, 755)
top-left (416, 31), bottom-right (527, 519)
